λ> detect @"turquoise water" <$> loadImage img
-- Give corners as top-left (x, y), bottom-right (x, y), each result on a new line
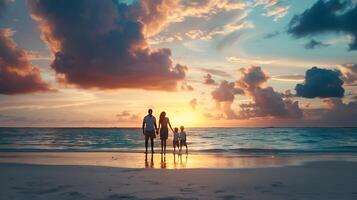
top-left (1, 128), bottom-right (357, 155)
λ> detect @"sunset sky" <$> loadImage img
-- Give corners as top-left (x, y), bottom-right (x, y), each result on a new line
top-left (0, 0), bottom-right (357, 127)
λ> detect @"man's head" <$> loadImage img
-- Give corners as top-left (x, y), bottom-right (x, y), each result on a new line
top-left (148, 109), bottom-right (153, 115)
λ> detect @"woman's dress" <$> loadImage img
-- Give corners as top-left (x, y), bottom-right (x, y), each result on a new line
top-left (159, 118), bottom-right (169, 140)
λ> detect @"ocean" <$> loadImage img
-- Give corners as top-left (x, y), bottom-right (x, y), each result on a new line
top-left (1, 127), bottom-right (357, 155)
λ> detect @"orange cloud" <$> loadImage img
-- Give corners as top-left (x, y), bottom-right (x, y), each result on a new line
top-left (0, 29), bottom-right (52, 94)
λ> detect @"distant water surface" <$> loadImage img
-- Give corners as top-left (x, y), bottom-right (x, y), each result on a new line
top-left (1, 128), bottom-right (357, 155)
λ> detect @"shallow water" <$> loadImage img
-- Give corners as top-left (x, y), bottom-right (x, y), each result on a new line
top-left (1, 128), bottom-right (357, 155)
top-left (1, 152), bottom-right (357, 169)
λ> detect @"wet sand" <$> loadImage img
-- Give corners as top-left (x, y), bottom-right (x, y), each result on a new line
top-left (1, 152), bottom-right (357, 199)
top-left (1, 152), bottom-right (357, 169)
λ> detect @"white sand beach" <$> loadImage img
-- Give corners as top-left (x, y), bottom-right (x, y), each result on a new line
top-left (1, 152), bottom-right (357, 200)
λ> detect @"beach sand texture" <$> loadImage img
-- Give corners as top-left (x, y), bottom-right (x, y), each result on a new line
top-left (1, 153), bottom-right (357, 200)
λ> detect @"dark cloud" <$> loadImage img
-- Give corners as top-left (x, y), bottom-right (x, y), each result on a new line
top-left (28, 0), bottom-right (187, 91)
top-left (0, 29), bottom-right (51, 94)
top-left (189, 98), bottom-right (197, 110)
top-left (263, 31), bottom-right (280, 39)
top-left (210, 66), bottom-right (303, 120)
top-left (295, 66), bottom-right (344, 98)
top-left (237, 66), bottom-right (303, 119)
top-left (288, 0), bottom-right (357, 50)
top-left (319, 98), bottom-right (357, 126)
top-left (304, 39), bottom-right (330, 49)
top-left (203, 73), bottom-right (216, 85)
top-left (236, 66), bottom-right (269, 91)
top-left (239, 87), bottom-right (303, 119)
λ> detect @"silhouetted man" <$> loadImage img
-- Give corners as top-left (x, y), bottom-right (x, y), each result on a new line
top-left (142, 109), bottom-right (158, 154)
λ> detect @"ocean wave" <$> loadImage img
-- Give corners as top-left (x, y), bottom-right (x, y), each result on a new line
top-left (2, 146), bottom-right (357, 155)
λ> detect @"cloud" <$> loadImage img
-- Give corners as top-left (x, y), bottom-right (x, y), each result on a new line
top-left (236, 66), bottom-right (269, 91)
top-left (199, 67), bottom-right (232, 78)
top-left (319, 98), bottom-right (357, 126)
top-left (288, 0), bottom-right (357, 50)
top-left (189, 98), bottom-right (197, 110)
top-left (211, 80), bottom-right (244, 119)
top-left (0, 28), bottom-right (52, 94)
top-left (181, 82), bottom-right (194, 91)
top-left (216, 28), bottom-right (245, 51)
top-left (226, 56), bottom-right (274, 65)
top-left (209, 66), bottom-right (302, 120)
top-left (339, 63), bottom-right (357, 85)
top-left (203, 112), bottom-right (225, 120)
top-left (239, 87), bottom-right (303, 119)
top-left (28, 0), bottom-right (188, 91)
top-left (255, 0), bottom-right (289, 21)
top-left (25, 50), bottom-right (53, 61)
top-left (211, 80), bottom-right (244, 102)
top-left (255, 0), bottom-right (279, 8)
top-left (167, 0), bottom-right (247, 24)
top-left (264, 31), bottom-right (280, 39)
top-left (271, 75), bottom-right (305, 82)
top-left (203, 73), bottom-right (216, 85)
top-left (304, 39), bottom-right (330, 49)
top-left (116, 111), bottom-right (140, 122)
top-left (149, 6), bottom-right (251, 45)
top-left (295, 66), bottom-right (344, 98)
top-left (236, 66), bottom-right (302, 119)
top-left (262, 6), bottom-right (289, 21)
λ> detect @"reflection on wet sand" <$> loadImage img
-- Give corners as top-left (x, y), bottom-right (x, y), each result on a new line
top-left (148, 153), bottom-right (188, 169)
top-left (160, 154), bottom-right (166, 169)
top-left (1, 152), bottom-right (356, 169)
top-left (145, 153), bottom-right (154, 168)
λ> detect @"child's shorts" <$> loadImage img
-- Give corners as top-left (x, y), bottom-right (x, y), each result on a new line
top-left (180, 140), bottom-right (187, 146)
top-left (173, 140), bottom-right (179, 147)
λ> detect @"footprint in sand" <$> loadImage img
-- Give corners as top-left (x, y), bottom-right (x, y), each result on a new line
top-left (219, 194), bottom-right (236, 200)
top-left (144, 180), bottom-right (160, 185)
top-left (214, 190), bottom-right (225, 194)
top-left (154, 197), bottom-right (199, 200)
top-left (60, 191), bottom-right (87, 200)
top-left (104, 194), bottom-right (140, 200)
top-left (180, 187), bottom-right (194, 193)
top-left (12, 184), bottom-right (72, 195)
top-left (271, 181), bottom-right (284, 188)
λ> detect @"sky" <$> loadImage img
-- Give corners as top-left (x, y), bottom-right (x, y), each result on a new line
top-left (0, 0), bottom-right (357, 127)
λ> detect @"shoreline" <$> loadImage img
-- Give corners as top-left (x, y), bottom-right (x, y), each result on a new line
top-left (1, 152), bottom-right (357, 169)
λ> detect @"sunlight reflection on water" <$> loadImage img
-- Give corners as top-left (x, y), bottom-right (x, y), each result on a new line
top-left (1, 152), bottom-right (357, 169)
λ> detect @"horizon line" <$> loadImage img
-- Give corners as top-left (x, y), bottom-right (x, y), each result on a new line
top-left (1, 126), bottom-right (357, 129)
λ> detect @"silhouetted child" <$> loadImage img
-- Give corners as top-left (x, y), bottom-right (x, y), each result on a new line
top-left (179, 126), bottom-right (188, 154)
top-left (173, 127), bottom-right (180, 153)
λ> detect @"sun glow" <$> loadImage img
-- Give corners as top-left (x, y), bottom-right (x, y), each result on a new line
top-left (166, 110), bottom-right (205, 127)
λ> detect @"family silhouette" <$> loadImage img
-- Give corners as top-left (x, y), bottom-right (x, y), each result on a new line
top-left (142, 109), bottom-right (188, 155)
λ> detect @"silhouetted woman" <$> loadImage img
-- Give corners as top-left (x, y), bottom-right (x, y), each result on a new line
top-left (158, 111), bottom-right (173, 154)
